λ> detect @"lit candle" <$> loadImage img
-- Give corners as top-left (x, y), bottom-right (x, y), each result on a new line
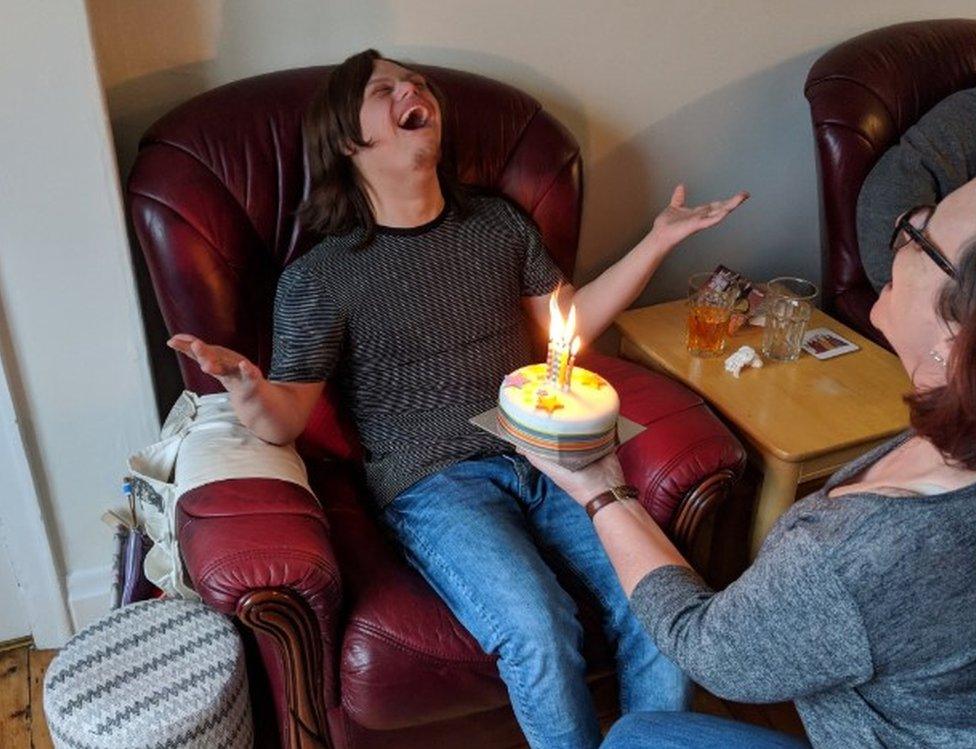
top-left (546, 289), bottom-right (578, 388)
top-left (562, 336), bottom-right (581, 392)
top-left (545, 292), bottom-right (563, 384)
top-left (556, 346), bottom-right (569, 391)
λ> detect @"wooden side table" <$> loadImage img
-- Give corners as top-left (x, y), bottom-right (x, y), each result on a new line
top-left (615, 300), bottom-right (911, 557)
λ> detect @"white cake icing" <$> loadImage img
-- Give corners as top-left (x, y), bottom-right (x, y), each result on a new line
top-left (497, 363), bottom-right (619, 454)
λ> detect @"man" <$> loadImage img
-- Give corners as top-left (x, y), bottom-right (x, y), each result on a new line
top-left (169, 49), bottom-right (747, 748)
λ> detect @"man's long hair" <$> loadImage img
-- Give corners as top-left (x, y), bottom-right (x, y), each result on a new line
top-left (298, 49), bottom-right (469, 246)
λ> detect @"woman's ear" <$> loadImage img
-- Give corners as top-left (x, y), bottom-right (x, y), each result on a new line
top-left (340, 139), bottom-right (356, 157)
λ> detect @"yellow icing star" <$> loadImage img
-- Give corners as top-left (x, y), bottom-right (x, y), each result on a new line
top-left (578, 371), bottom-right (608, 390)
top-left (535, 393), bottom-right (564, 415)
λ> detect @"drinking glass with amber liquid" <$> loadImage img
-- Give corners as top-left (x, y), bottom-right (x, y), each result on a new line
top-left (686, 272), bottom-right (737, 357)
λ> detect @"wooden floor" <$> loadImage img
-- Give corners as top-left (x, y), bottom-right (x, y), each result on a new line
top-left (692, 687), bottom-right (806, 739)
top-left (0, 646), bottom-right (54, 749)
top-left (1, 645), bottom-right (805, 748)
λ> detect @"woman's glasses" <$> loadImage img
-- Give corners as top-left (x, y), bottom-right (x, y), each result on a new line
top-left (889, 205), bottom-right (958, 280)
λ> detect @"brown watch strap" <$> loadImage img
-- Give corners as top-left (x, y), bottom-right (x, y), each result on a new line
top-left (585, 485), bottom-right (638, 519)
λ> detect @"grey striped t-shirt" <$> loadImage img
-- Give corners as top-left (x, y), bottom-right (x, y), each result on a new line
top-left (269, 195), bottom-right (564, 507)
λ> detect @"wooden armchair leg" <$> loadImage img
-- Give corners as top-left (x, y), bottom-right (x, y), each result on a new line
top-left (239, 589), bottom-right (332, 749)
top-left (670, 469), bottom-right (737, 566)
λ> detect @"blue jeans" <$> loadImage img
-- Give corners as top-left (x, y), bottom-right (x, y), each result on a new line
top-left (601, 712), bottom-right (811, 748)
top-left (383, 454), bottom-right (692, 749)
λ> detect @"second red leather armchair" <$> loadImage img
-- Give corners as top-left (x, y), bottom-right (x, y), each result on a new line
top-left (805, 19), bottom-right (976, 343)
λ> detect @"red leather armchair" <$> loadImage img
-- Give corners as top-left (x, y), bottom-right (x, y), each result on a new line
top-left (128, 65), bottom-right (745, 749)
top-left (804, 19), bottom-right (976, 344)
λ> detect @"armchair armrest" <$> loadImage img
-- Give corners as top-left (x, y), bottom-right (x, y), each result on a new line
top-left (581, 352), bottom-right (746, 549)
top-left (177, 476), bottom-right (340, 748)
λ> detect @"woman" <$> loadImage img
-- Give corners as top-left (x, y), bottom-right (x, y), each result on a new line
top-left (523, 178), bottom-right (976, 748)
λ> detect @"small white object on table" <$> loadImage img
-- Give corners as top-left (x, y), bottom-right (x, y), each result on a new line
top-left (724, 345), bottom-right (764, 378)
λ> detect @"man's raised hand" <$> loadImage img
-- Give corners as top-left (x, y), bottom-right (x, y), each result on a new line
top-left (166, 334), bottom-right (263, 394)
top-left (648, 184), bottom-right (749, 251)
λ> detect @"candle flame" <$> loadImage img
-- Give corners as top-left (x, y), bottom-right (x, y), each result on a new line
top-left (570, 336), bottom-right (581, 356)
top-left (547, 289), bottom-right (577, 344)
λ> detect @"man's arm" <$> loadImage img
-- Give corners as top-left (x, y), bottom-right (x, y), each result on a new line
top-left (522, 185), bottom-right (748, 343)
top-left (168, 334), bottom-right (324, 444)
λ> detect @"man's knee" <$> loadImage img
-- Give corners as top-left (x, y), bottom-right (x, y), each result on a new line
top-left (494, 595), bottom-right (583, 662)
top-left (602, 712), bottom-right (656, 748)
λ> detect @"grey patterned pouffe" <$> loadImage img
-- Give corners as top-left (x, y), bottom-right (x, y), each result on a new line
top-left (43, 599), bottom-right (252, 749)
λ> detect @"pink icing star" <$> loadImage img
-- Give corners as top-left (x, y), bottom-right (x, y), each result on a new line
top-left (503, 372), bottom-right (530, 389)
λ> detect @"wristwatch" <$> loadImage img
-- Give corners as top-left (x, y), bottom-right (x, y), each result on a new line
top-left (585, 484), bottom-right (638, 519)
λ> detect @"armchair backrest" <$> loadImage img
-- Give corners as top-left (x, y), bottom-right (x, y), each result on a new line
top-left (128, 64), bottom-right (583, 459)
top-left (804, 19), bottom-right (976, 323)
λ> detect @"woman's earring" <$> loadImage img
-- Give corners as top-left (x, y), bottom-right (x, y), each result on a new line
top-left (929, 349), bottom-right (948, 368)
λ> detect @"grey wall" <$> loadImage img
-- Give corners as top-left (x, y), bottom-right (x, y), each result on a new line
top-left (88, 0), bottom-right (976, 353)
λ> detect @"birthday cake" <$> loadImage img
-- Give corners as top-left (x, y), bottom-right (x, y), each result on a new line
top-left (497, 363), bottom-right (620, 462)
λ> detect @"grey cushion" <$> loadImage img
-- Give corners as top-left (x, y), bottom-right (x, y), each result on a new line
top-left (856, 87), bottom-right (976, 291)
top-left (43, 599), bottom-right (252, 749)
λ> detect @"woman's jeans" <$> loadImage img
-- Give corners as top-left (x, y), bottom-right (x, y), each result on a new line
top-left (383, 454), bottom-right (692, 749)
top-left (601, 712), bottom-right (811, 748)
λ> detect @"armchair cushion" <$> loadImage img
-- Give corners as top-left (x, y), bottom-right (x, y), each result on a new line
top-left (856, 87), bottom-right (976, 292)
top-left (311, 462), bottom-right (505, 730)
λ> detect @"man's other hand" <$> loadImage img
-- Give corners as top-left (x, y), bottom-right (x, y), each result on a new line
top-left (167, 334), bottom-right (263, 395)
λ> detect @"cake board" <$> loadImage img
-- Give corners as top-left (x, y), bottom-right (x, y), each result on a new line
top-left (469, 408), bottom-right (646, 470)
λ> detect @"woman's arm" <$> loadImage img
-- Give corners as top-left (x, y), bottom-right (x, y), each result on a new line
top-left (523, 450), bottom-right (874, 703)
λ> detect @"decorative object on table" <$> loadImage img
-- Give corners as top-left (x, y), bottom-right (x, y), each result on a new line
top-left (43, 599), bottom-right (252, 749)
top-left (686, 270), bottom-right (739, 356)
top-left (103, 477), bottom-right (159, 608)
top-left (802, 328), bottom-right (860, 360)
top-left (487, 290), bottom-right (629, 468)
top-left (127, 390), bottom-right (312, 600)
top-left (692, 264), bottom-right (767, 333)
top-left (761, 277), bottom-right (819, 362)
top-left (741, 284), bottom-right (769, 328)
top-left (723, 345), bottom-right (764, 378)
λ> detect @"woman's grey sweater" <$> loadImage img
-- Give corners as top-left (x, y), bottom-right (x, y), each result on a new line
top-left (631, 432), bottom-right (976, 748)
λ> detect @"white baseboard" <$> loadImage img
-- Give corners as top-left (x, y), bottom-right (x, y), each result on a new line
top-left (66, 565), bottom-right (115, 631)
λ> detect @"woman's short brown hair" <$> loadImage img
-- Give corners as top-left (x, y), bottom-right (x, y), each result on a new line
top-left (907, 236), bottom-right (976, 469)
top-left (298, 49), bottom-right (468, 246)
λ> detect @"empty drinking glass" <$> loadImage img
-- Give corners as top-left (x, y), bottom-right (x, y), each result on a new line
top-left (761, 277), bottom-right (818, 362)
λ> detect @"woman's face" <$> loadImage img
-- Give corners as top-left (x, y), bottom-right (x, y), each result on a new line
top-left (870, 179), bottom-right (976, 386)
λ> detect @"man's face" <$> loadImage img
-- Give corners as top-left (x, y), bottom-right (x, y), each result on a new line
top-left (350, 58), bottom-right (442, 182)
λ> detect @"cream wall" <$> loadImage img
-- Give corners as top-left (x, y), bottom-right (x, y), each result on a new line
top-left (0, 1), bottom-right (159, 641)
top-left (89, 0), bottom-right (976, 318)
top-left (0, 1), bottom-right (966, 642)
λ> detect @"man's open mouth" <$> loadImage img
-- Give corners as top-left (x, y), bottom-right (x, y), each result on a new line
top-left (398, 104), bottom-right (431, 131)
